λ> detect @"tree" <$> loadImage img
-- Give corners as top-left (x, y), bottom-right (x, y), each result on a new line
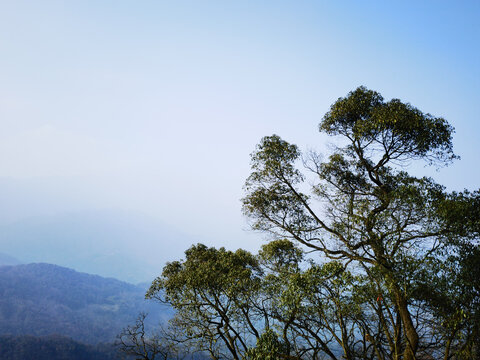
top-left (146, 244), bottom-right (264, 360)
top-left (116, 312), bottom-right (181, 360)
top-left (242, 87), bottom-right (479, 359)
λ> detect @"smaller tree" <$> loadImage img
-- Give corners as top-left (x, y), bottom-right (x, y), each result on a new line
top-left (116, 313), bottom-right (182, 360)
top-left (146, 244), bottom-right (263, 360)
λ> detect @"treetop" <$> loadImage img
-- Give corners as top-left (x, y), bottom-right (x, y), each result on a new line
top-left (320, 86), bottom-right (457, 165)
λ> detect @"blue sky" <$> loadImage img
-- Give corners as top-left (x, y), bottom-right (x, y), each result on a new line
top-left (0, 1), bottom-right (478, 278)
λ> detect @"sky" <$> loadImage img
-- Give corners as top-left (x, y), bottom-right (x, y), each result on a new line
top-left (0, 1), bottom-right (479, 280)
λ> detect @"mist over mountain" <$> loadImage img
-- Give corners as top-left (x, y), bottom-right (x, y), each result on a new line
top-left (0, 210), bottom-right (199, 283)
top-left (0, 263), bottom-right (171, 344)
top-left (0, 253), bottom-right (22, 266)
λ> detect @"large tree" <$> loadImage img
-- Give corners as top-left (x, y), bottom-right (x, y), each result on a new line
top-left (242, 87), bottom-right (479, 359)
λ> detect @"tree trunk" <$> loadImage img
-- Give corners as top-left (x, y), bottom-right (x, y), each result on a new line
top-left (392, 285), bottom-right (418, 360)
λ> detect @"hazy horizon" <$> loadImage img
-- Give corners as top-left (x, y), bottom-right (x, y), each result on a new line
top-left (1, 1), bottom-right (479, 282)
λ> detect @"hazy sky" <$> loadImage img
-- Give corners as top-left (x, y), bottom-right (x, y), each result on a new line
top-left (1, 1), bottom-right (479, 270)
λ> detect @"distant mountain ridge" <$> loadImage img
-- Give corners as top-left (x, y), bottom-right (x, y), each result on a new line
top-left (0, 210), bottom-right (198, 283)
top-left (0, 262), bottom-right (171, 344)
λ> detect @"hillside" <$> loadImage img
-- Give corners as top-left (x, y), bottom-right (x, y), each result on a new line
top-left (0, 263), bottom-right (171, 344)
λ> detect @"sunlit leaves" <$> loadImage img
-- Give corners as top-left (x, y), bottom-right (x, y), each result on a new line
top-left (321, 86), bottom-right (457, 165)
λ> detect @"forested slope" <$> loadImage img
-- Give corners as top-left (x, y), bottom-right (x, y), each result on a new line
top-left (0, 335), bottom-right (118, 360)
top-left (0, 263), bottom-right (171, 344)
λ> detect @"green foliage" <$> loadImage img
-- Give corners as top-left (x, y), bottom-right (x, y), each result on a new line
top-left (321, 86), bottom-right (457, 164)
top-left (148, 244), bottom-right (261, 307)
top-left (243, 329), bottom-right (287, 360)
top-left (258, 239), bottom-right (303, 274)
top-left (147, 244), bottom-right (262, 359)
